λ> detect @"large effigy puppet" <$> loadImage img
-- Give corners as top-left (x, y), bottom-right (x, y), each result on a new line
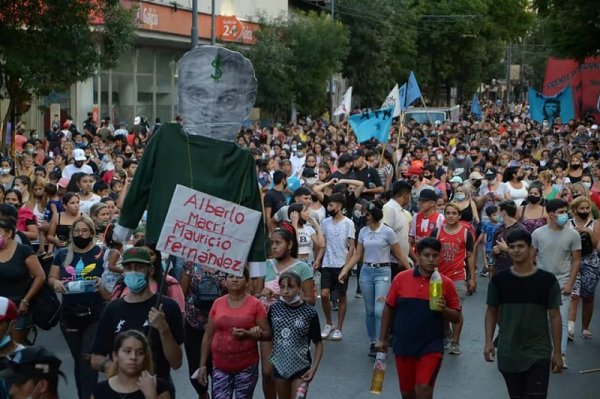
top-left (114, 45), bottom-right (266, 276)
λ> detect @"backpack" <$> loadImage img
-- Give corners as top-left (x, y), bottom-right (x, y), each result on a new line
top-left (30, 283), bottom-right (60, 330)
top-left (191, 267), bottom-right (222, 312)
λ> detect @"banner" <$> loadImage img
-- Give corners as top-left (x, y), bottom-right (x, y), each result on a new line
top-left (543, 57), bottom-right (600, 122)
top-left (157, 185), bottom-right (262, 276)
top-left (528, 85), bottom-right (575, 123)
top-left (381, 84), bottom-right (402, 118)
top-left (334, 86), bottom-right (353, 116)
top-left (406, 71), bottom-right (422, 106)
top-left (471, 94), bottom-right (482, 120)
top-left (349, 106), bottom-right (394, 143)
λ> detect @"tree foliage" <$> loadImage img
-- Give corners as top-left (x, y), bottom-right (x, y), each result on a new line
top-left (0, 0), bottom-right (136, 140)
top-left (534, 0), bottom-right (600, 61)
top-left (238, 12), bottom-right (349, 120)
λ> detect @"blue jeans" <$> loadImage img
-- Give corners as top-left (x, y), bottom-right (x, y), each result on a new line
top-left (359, 265), bottom-right (392, 343)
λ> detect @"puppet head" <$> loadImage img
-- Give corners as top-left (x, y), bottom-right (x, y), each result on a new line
top-left (178, 45), bottom-right (257, 141)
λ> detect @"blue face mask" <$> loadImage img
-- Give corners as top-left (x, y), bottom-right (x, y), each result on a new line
top-left (555, 214), bottom-right (569, 227)
top-left (496, 215), bottom-right (504, 224)
top-left (123, 272), bottom-right (148, 293)
top-left (0, 332), bottom-right (11, 349)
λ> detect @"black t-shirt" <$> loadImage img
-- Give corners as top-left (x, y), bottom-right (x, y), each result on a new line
top-left (91, 295), bottom-right (184, 380)
top-left (92, 378), bottom-right (169, 399)
top-left (329, 170), bottom-right (355, 181)
top-left (264, 189), bottom-right (287, 218)
top-left (353, 166), bottom-right (382, 200)
top-left (0, 244), bottom-right (34, 304)
top-left (55, 246), bottom-right (105, 311)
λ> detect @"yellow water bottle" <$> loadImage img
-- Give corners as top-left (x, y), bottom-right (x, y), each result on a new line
top-left (429, 267), bottom-right (443, 311)
top-left (370, 352), bottom-right (387, 394)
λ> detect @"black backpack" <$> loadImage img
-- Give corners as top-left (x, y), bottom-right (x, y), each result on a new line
top-left (30, 283), bottom-right (60, 330)
top-left (191, 267), bottom-right (222, 312)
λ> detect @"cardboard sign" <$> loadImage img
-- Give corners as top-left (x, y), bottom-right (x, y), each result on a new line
top-left (157, 185), bottom-right (261, 276)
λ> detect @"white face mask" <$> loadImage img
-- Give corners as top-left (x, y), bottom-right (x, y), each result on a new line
top-left (583, 182), bottom-right (592, 190)
top-left (280, 295), bottom-right (301, 305)
top-left (0, 168), bottom-right (10, 175)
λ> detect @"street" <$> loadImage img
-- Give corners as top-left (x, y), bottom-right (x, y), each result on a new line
top-left (39, 273), bottom-right (599, 399)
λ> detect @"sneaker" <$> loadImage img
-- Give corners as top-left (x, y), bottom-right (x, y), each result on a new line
top-left (330, 329), bottom-right (343, 341)
top-left (480, 270), bottom-right (489, 277)
top-left (568, 330), bottom-right (575, 341)
top-left (448, 342), bottom-right (462, 355)
top-left (321, 324), bottom-right (334, 339)
top-left (355, 292), bottom-right (363, 298)
top-left (562, 355), bottom-right (568, 369)
top-left (582, 330), bottom-right (593, 339)
top-left (368, 343), bottom-right (377, 358)
top-left (568, 321), bottom-right (575, 341)
top-left (332, 301), bottom-right (339, 311)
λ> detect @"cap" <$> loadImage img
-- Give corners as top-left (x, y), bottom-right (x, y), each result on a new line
top-left (469, 171), bottom-right (484, 180)
top-left (449, 176), bottom-right (463, 184)
top-left (592, 124), bottom-right (599, 130)
top-left (297, 142), bottom-right (306, 149)
top-left (338, 153), bottom-right (353, 166)
top-left (51, 122), bottom-right (59, 129)
top-left (122, 247), bottom-right (152, 265)
top-left (419, 189), bottom-right (438, 202)
top-left (352, 149), bottom-right (365, 159)
top-left (0, 297), bottom-right (18, 322)
top-left (0, 346), bottom-right (63, 385)
top-left (485, 168), bottom-right (497, 178)
top-left (419, 137), bottom-right (428, 145)
top-left (302, 168), bottom-right (317, 178)
top-left (406, 165), bottom-right (423, 177)
top-left (134, 116), bottom-right (141, 125)
top-left (72, 149), bottom-right (86, 161)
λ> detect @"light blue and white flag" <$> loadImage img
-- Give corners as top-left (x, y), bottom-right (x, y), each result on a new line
top-left (406, 71), bottom-right (422, 106)
top-left (349, 106), bottom-right (395, 143)
top-left (528, 85), bottom-right (575, 123)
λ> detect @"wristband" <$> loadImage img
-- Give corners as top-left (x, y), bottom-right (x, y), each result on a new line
top-left (21, 299), bottom-right (29, 306)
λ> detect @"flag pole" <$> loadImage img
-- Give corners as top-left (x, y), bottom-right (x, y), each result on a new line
top-left (419, 95), bottom-right (434, 125)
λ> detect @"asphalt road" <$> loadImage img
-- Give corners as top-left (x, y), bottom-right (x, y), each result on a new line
top-left (38, 272), bottom-right (599, 399)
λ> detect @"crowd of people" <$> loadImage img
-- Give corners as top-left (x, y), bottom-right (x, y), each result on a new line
top-left (0, 101), bottom-right (597, 398)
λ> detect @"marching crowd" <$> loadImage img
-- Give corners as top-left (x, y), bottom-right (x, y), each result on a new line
top-left (0, 101), bottom-right (598, 399)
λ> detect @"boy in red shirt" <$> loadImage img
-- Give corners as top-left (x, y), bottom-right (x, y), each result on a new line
top-left (377, 237), bottom-right (461, 399)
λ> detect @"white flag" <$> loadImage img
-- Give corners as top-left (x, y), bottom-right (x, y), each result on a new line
top-left (334, 86), bottom-right (353, 116)
top-left (381, 84), bottom-right (401, 118)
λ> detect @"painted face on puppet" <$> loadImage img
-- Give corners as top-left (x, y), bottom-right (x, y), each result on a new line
top-left (178, 46), bottom-right (258, 141)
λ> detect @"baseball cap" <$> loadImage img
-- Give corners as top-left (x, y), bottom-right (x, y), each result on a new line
top-left (56, 177), bottom-right (69, 189)
top-left (469, 171), bottom-right (484, 180)
top-left (419, 189), bottom-right (438, 202)
top-left (0, 297), bottom-right (18, 322)
top-left (297, 142), bottom-right (306, 149)
top-left (302, 168), bottom-right (317, 178)
top-left (485, 168), bottom-right (497, 178)
top-left (122, 247), bottom-right (152, 265)
top-left (407, 165), bottom-right (423, 177)
top-left (352, 149), bottom-right (365, 159)
top-left (338, 153), bottom-right (353, 166)
top-left (449, 176), bottom-right (463, 184)
top-left (72, 149), bottom-right (86, 162)
top-left (0, 346), bottom-right (63, 385)
top-left (592, 124), bottom-right (599, 130)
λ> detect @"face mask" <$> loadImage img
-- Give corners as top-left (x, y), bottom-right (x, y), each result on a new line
top-left (74, 161), bottom-right (84, 168)
top-left (0, 236), bottom-right (7, 249)
top-left (517, 175), bottom-right (525, 181)
top-left (353, 210), bottom-right (362, 219)
top-left (305, 177), bottom-right (317, 185)
top-left (570, 164), bottom-right (581, 170)
top-left (470, 155), bottom-right (478, 161)
top-left (495, 215), bottom-right (504, 224)
top-left (555, 214), bottom-right (569, 226)
top-left (583, 182), bottom-right (592, 190)
top-left (296, 151), bottom-right (304, 157)
top-left (124, 271), bottom-right (148, 293)
top-left (0, 168), bottom-right (9, 175)
top-left (124, 152), bottom-right (133, 158)
top-left (577, 211), bottom-right (590, 219)
top-left (72, 236), bottom-right (93, 249)
top-left (311, 194), bottom-right (319, 202)
top-left (528, 195), bottom-right (541, 204)
top-left (31, 134), bottom-right (38, 140)
top-left (280, 295), bottom-right (301, 305)
top-left (480, 147), bottom-right (488, 153)
top-left (472, 180), bottom-right (482, 188)
top-left (0, 332), bottom-right (11, 349)
top-left (437, 154), bottom-right (444, 161)
top-left (454, 194), bottom-right (466, 201)
top-left (456, 155), bottom-right (465, 160)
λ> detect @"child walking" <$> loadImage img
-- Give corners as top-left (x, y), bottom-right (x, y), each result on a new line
top-left (268, 271), bottom-right (323, 399)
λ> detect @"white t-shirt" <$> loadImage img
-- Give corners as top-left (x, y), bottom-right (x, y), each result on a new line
top-left (382, 199), bottom-right (410, 264)
top-left (297, 225), bottom-right (317, 261)
top-left (62, 163), bottom-right (94, 180)
top-left (358, 224), bottom-right (398, 264)
top-left (503, 181), bottom-right (529, 207)
top-left (79, 194), bottom-right (101, 215)
top-left (322, 216), bottom-right (355, 268)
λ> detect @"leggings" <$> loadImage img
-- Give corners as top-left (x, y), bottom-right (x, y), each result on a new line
top-left (211, 364), bottom-right (259, 399)
top-left (501, 360), bottom-right (550, 399)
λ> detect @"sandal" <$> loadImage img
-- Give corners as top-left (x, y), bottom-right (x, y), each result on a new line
top-left (582, 330), bottom-right (593, 339)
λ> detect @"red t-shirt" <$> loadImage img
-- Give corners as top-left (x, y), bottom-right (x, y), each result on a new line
top-left (209, 294), bottom-right (267, 372)
top-left (436, 224), bottom-right (473, 281)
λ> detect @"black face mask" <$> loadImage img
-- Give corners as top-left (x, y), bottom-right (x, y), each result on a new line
top-left (73, 236), bottom-right (93, 249)
top-left (570, 164), bottom-right (581, 170)
top-left (577, 211), bottom-right (590, 219)
top-left (311, 194), bottom-right (319, 202)
top-left (124, 152), bottom-right (133, 159)
top-left (528, 195), bottom-right (541, 204)
top-left (74, 161), bottom-right (84, 168)
top-left (473, 180), bottom-right (482, 188)
top-left (470, 155), bottom-right (478, 161)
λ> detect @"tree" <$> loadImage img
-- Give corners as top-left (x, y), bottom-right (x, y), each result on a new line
top-left (237, 12), bottom-right (349, 120)
top-left (0, 0), bottom-right (136, 151)
top-left (534, 0), bottom-right (600, 61)
top-left (336, 0), bottom-right (419, 107)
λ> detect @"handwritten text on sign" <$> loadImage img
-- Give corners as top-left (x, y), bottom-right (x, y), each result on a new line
top-left (157, 185), bottom-right (261, 276)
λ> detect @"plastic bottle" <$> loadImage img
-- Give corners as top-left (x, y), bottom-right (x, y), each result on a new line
top-left (66, 280), bottom-right (97, 294)
top-left (370, 352), bottom-right (387, 395)
top-left (314, 270), bottom-right (321, 299)
top-left (429, 267), bottom-right (443, 311)
top-left (295, 382), bottom-right (308, 399)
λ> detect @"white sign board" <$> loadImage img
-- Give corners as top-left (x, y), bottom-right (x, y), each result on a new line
top-left (157, 185), bottom-right (261, 276)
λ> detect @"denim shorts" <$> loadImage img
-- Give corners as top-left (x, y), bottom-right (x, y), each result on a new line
top-left (15, 311), bottom-right (34, 331)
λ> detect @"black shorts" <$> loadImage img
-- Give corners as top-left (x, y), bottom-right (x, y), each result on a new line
top-left (320, 268), bottom-right (348, 293)
top-left (273, 366), bottom-right (310, 380)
